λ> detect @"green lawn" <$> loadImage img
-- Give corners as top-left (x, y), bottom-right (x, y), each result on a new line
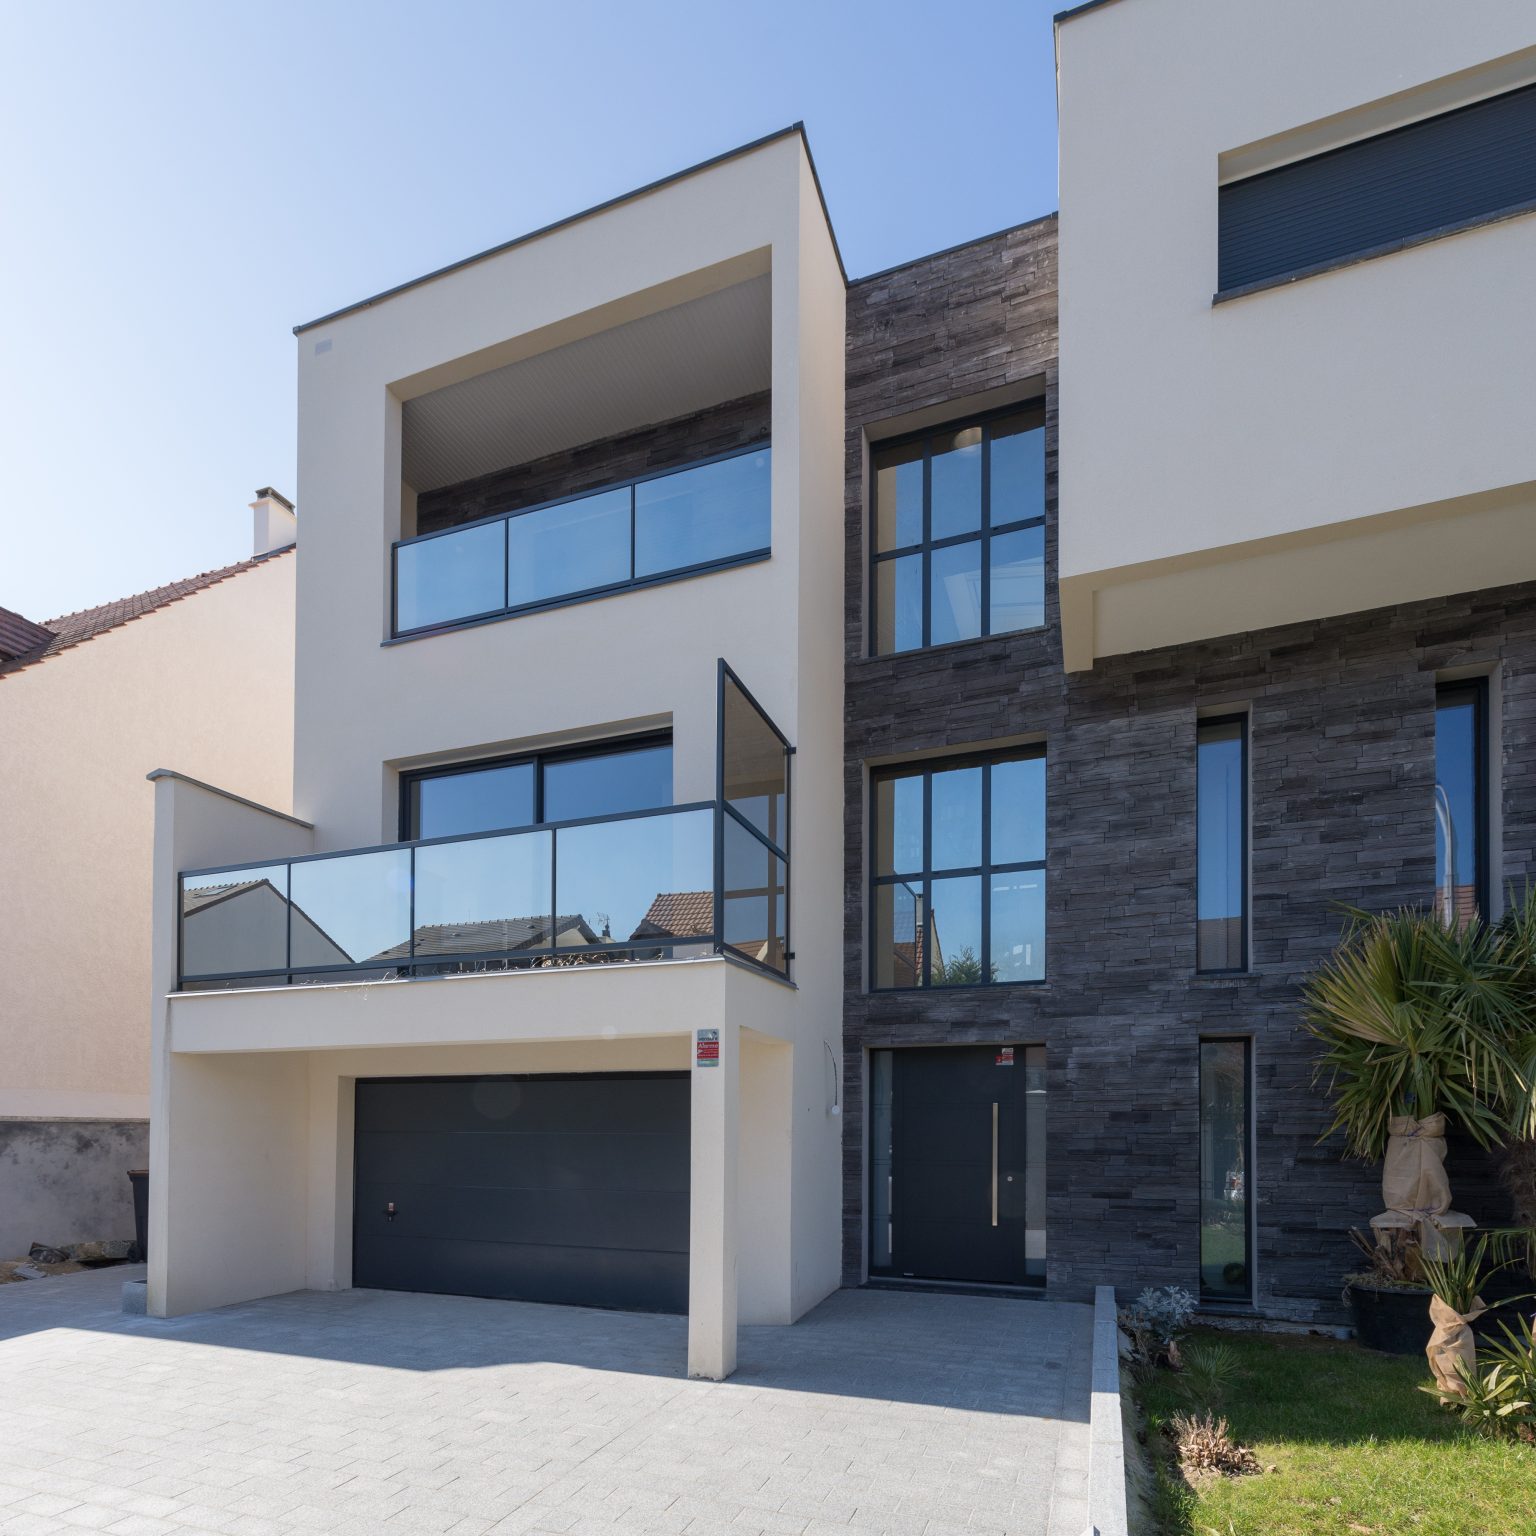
top-left (1133, 1327), bottom-right (1536, 1536)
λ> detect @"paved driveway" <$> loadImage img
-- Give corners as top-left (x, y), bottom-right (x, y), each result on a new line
top-left (0, 1267), bottom-right (1091, 1536)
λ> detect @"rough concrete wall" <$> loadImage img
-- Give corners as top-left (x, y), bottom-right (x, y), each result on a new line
top-left (416, 391), bottom-right (771, 535)
top-left (840, 215), bottom-right (1524, 1321)
top-left (0, 1119), bottom-right (148, 1257)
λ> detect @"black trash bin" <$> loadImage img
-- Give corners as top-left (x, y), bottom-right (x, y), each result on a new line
top-left (127, 1168), bottom-right (148, 1264)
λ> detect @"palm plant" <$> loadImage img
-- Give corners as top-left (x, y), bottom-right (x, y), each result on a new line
top-left (1304, 905), bottom-right (1531, 1161)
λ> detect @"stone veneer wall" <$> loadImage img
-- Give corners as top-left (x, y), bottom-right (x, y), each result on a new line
top-left (841, 215), bottom-right (1528, 1319)
top-left (415, 392), bottom-right (771, 536)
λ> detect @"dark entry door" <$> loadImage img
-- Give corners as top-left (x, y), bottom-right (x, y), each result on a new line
top-left (872, 1046), bottom-right (1045, 1285)
top-left (354, 1073), bottom-right (690, 1313)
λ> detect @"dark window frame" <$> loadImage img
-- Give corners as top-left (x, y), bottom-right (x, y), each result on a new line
top-left (398, 730), bottom-right (674, 842)
top-left (868, 402), bottom-right (1046, 655)
top-left (868, 745), bottom-right (1047, 993)
top-left (391, 440), bottom-right (772, 640)
top-left (1195, 712), bottom-right (1250, 975)
top-left (1198, 1034), bottom-right (1256, 1306)
top-left (1434, 677), bottom-right (1491, 923)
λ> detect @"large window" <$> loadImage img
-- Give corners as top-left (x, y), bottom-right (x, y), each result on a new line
top-left (1435, 680), bottom-right (1489, 925)
top-left (1199, 1038), bottom-right (1253, 1303)
top-left (393, 445), bottom-right (770, 636)
top-left (402, 736), bottom-right (672, 841)
top-left (1218, 81), bottom-right (1536, 294)
top-left (870, 406), bottom-right (1045, 654)
top-left (1196, 715), bottom-right (1248, 972)
top-left (870, 747), bottom-right (1045, 989)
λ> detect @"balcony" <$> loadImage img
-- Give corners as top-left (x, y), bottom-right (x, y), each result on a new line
top-left (175, 663), bottom-right (791, 992)
top-left (392, 445), bottom-right (771, 637)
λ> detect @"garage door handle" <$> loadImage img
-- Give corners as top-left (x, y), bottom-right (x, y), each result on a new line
top-left (385, 1202), bottom-right (397, 1221)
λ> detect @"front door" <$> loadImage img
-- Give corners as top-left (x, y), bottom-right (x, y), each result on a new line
top-left (870, 1045), bottom-right (1045, 1285)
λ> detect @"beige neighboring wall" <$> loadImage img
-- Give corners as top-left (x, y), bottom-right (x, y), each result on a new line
top-left (0, 555), bottom-right (295, 1119)
top-left (1056, 0), bottom-right (1536, 668)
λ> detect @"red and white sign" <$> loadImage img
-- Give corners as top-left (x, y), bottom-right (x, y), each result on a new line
top-left (995, 1047), bottom-right (1015, 1067)
top-left (696, 1029), bottom-right (720, 1068)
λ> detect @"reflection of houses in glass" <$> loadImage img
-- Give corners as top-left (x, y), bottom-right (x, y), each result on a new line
top-left (182, 880), bottom-right (349, 974)
top-left (375, 915), bottom-right (604, 969)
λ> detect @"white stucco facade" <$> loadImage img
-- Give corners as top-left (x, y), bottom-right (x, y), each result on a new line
top-left (1056, 0), bottom-right (1536, 668)
top-left (147, 132), bottom-right (846, 1379)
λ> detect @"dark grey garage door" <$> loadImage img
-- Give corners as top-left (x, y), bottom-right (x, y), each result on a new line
top-left (353, 1073), bottom-right (690, 1313)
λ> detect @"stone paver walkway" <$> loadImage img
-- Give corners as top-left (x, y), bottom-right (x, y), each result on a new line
top-left (0, 1266), bottom-right (1091, 1536)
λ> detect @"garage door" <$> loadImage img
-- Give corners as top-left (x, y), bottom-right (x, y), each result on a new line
top-left (353, 1073), bottom-right (690, 1313)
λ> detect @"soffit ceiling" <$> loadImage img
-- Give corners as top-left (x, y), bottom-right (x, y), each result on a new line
top-left (401, 274), bottom-right (772, 493)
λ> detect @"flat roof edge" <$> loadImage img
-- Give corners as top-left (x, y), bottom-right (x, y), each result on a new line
top-left (293, 123), bottom-right (843, 335)
top-left (851, 210), bottom-right (1058, 287)
top-left (1054, 0), bottom-right (1128, 23)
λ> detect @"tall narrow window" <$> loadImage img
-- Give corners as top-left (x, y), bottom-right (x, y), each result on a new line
top-left (1435, 680), bottom-right (1489, 925)
top-left (1196, 716), bottom-right (1247, 972)
top-left (870, 747), bottom-right (1045, 989)
top-left (870, 405), bottom-right (1045, 655)
top-left (1200, 1038), bottom-right (1252, 1303)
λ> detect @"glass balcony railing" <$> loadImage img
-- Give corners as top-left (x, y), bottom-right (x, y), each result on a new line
top-left (393, 445), bottom-right (771, 637)
top-left (179, 804), bottom-right (720, 989)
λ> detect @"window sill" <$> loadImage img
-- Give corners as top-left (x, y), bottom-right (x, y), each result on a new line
top-left (867, 979), bottom-right (1049, 996)
top-left (1189, 970), bottom-right (1256, 986)
top-left (858, 623), bottom-right (1052, 666)
top-left (1212, 196), bottom-right (1536, 305)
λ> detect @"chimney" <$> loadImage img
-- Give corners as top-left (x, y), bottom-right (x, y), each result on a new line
top-left (250, 487), bottom-right (297, 557)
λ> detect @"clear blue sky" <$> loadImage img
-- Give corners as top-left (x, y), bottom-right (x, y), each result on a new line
top-left (0, 0), bottom-right (1062, 622)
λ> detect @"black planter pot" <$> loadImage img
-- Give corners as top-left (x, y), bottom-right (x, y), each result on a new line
top-left (1348, 1282), bottom-right (1433, 1354)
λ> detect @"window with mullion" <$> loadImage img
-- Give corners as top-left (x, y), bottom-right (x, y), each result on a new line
top-left (871, 405), bottom-right (1046, 655)
top-left (870, 748), bottom-right (1046, 989)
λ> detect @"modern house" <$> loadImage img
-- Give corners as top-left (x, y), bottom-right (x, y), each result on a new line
top-left (146, 0), bottom-right (1536, 1371)
top-left (0, 492), bottom-right (296, 1259)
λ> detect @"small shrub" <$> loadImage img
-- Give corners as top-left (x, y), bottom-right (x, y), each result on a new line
top-left (1168, 1410), bottom-right (1261, 1478)
top-left (1120, 1286), bottom-right (1197, 1373)
top-left (1344, 1225), bottom-right (1425, 1290)
top-left (1424, 1312), bottom-right (1536, 1441)
top-left (1178, 1340), bottom-right (1240, 1407)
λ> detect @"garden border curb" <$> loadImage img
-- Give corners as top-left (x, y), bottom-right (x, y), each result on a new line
top-left (1086, 1284), bottom-right (1128, 1536)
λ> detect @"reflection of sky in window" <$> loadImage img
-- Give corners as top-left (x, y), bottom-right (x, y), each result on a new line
top-left (413, 830), bottom-right (551, 932)
top-left (1197, 730), bottom-right (1243, 921)
top-left (555, 809), bottom-right (713, 942)
top-left (1435, 698), bottom-right (1479, 887)
top-left (291, 849), bottom-right (411, 964)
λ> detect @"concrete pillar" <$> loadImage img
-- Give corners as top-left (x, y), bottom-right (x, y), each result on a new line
top-left (687, 1017), bottom-right (740, 1380)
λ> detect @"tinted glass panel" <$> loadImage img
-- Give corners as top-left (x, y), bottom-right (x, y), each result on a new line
top-left (722, 815), bottom-right (787, 974)
top-left (1200, 1039), bottom-right (1252, 1301)
top-left (874, 773), bottom-right (924, 877)
top-left (928, 875), bottom-right (983, 986)
top-left (1197, 719), bottom-right (1246, 971)
top-left (930, 539), bottom-right (983, 646)
top-left (396, 522), bottom-right (504, 632)
top-left (930, 427), bottom-right (982, 541)
top-left (506, 488), bottom-right (630, 608)
top-left (290, 849), bottom-right (411, 968)
top-left (990, 414), bottom-right (1046, 528)
top-left (411, 762), bottom-right (535, 841)
top-left (553, 807), bottom-right (713, 952)
top-left (1435, 684), bottom-right (1486, 925)
top-left (633, 449), bottom-right (770, 578)
top-left (873, 882), bottom-right (922, 989)
top-left (542, 744), bottom-right (672, 824)
top-left (722, 676), bottom-right (787, 851)
top-left (181, 864), bottom-right (290, 979)
top-left (931, 766), bottom-right (982, 871)
top-left (991, 755), bottom-right (1046, 866)
top-left (991, 871), bottom-right (1046, 983)
top-left (412, 830), bottom-right (552, 958)
top-left (874, 440), bottom-right (924, 552)
top-left (875, 555), bottom-right (923, 655)
top-left (989, 526), bottom-right (1045, 635)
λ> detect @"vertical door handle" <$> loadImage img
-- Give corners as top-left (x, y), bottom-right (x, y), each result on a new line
top-left (991, 1102), bottom-right (999, 1227)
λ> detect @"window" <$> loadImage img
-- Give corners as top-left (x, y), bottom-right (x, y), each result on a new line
top-left (402, 736), bottom-right (673, 841)
top-left (1199, 1038), bottom-right (1253, 1303)
top-left (870, 406), bottom-right (1045, 654)
top-left (393, 445), bottom-right (770, 636)
top-left (870, 747), bottom-right (1045, 989)
top-left (1196, 715), bottom-right (1248, 972)
top-left (1218, 81), bottom-right (1536, 293)
top-left (1435, 680), bottom-right (1489, 925)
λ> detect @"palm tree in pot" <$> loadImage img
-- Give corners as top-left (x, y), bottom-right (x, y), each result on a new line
top-left (1304, 905), bottom-right (1532, 1351)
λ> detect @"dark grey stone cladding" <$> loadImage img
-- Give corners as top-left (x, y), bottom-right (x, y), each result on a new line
top-left (841, 216), bottom-right (1529, 1319)
top-left (416, 391), bottom-right (771, 536)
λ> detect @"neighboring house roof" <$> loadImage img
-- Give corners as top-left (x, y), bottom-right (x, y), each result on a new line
top-left (634, 890), bottom-right (715, 939)
top-left (0, 544), bottom-right (294, 680)
top-left (373, 914), bottom-right (602, 962)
